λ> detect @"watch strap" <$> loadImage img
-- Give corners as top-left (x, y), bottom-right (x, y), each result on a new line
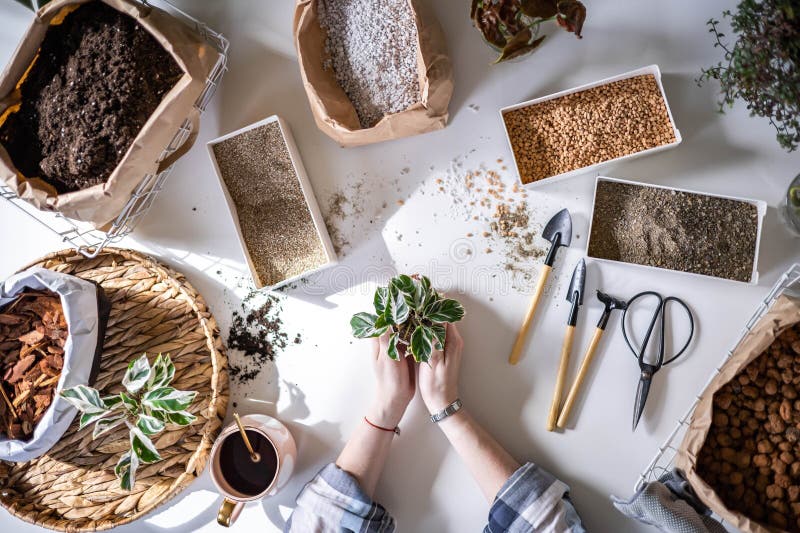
top-left (430, 399), bottom-right (462, 423)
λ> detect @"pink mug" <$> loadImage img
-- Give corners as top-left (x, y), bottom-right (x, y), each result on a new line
top-left (209, 414), bottom-right (297, 527)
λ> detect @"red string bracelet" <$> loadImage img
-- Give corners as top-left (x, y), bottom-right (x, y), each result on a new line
top-left (364, 417), bottom-right (400, 435)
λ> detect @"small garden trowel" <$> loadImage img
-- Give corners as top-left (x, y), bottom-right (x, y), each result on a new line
top-left (508, 208), bottom-right (572, 365)
top-left (546, 258), bottom-right (585, 431)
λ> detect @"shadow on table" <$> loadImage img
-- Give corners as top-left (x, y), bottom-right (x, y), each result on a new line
top-left (112, 368), bottom-right (341, 533)
top-left (259, 401), bottom-right (342, 531)
top-left (571, 475), bottom-right (643, 533)
top-left (756, 205), bottom-right (800, 284)
top-left (609, 72), bottom-right (759, 193)
top-left (87, 242), bottom-right (338, 531)
top-left (137, 26), bottom-right (407, 307)
top-left (377, 290), bottom-right (527, 530)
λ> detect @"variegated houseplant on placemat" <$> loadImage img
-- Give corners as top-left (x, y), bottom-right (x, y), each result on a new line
top-left (350, 275), bottom-right (465, 363)
top-left (60, 353), bottom-right (197, 490)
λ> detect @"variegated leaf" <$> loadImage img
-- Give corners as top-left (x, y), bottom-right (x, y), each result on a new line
top-left (60, 385), bottom-right (107, 415)
top-left (128, 423), bottom-right (161, 464)
top-left (142, 387), bottom-right (196, 413)
top-left (136, 413), bottom-right (166, 436)
top-left (122, 354), bottom-right (151, 393)
top-left (92, 412), bottom-right (127, 439)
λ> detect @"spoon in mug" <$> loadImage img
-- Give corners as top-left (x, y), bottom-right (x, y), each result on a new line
top-left (233, 412), bottom-right (260, 463)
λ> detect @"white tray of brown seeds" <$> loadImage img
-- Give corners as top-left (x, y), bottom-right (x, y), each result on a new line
top-left (500, 64), bottom-right (681, 186)
top-left (586, 176), bottom-right (766, 284)
top-left (207, 115), bottom-right (337, 290)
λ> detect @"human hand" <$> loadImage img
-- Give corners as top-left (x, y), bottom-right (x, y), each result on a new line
top-left (367, 333), bottom-right (416, 428)
top-left (418, 323), bottom-right (464, 413)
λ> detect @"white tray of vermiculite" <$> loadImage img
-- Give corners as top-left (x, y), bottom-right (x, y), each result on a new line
top-left (207, 115), bottom-right (337, 290)
top-left (586, 176), bottom-right (766, 285)
top-left (500, 64), bottom-right (682, 187)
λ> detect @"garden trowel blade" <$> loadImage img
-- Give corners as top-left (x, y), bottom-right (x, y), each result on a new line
top-left (542, 208), bottom-right (572, 248)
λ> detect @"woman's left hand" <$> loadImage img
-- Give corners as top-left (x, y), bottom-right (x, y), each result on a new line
top-left (367, 333), bottom-right (416, 428)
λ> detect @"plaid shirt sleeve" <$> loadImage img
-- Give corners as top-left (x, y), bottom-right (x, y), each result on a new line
top-left (285, 463), bottom-right (396, 533)
top-left (485, 462), bottom-right (586, 533)
top-left (286, 461), bottom-right (583, 533)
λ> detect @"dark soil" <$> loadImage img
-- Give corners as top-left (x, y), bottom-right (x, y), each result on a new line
top-left (227, 294), bottom-right (300, 384)
top-left (0, 1), bottom-right (183, 193)
top-left (588, 181), bottom-right (759, 282)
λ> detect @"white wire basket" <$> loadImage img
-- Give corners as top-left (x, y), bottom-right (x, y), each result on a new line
top-left (636, 263), bottom-right (800, 526)
top-left (0, 0), bottom-right (228, 259)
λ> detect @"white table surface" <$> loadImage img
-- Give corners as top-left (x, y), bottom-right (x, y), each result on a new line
top-left (1, 1), bottom-right (799, 531)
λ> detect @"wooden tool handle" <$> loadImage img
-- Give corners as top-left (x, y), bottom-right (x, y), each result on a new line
top-left (546, 324), bottom-right (575, 431)
top-left (509, 265), bottom-right (552, 365)
top-left (557, 328), bottom-right (604, 429)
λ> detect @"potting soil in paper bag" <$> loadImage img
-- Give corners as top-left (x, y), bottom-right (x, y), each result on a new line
top-left (0, 0), bottom-right (220, 229)
top-left (0, 267), bottom-right (109, 462)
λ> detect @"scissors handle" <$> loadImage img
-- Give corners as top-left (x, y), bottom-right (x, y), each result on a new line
top-left (661, 297), bottom-right (694, 366)
top-left (622, 292), bottom-right (694, 369)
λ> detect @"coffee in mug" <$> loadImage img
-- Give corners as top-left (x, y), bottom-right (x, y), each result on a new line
top-left (210, 414), bottom-right (297, 527)
top-left (219, 429), bottom-right (278, 496)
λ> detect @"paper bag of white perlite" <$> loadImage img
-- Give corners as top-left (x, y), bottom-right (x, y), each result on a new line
top-left (676, 293), bottom-right (800, 533)
top-left (293, 0), bottom-right (454, 147)
top-left (0, 0), bottom-right (219, 228)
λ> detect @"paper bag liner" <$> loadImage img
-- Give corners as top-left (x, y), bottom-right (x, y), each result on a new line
top-left (0, 0), bottom-right (219, 228)
top-left (293, 0), bottom-right (454, 147)
top-left (675, 294), bottom-right (800, 533)
top-left (0, 268), bottom-right (110, 462)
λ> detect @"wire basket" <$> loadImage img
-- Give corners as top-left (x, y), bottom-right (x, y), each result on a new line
top-left (0, 0), bottom-right (228, 259)
top-left (636, 263), bottom-right (800, 526)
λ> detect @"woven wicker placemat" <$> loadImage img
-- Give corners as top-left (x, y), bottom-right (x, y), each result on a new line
top-left (0, 248), bottom-right (229, 531)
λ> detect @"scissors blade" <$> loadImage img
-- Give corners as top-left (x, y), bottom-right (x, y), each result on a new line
top-left (632, 373), bottom-right (652, 430)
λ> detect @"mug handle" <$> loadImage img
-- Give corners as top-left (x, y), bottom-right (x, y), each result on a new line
top-left (217, 498), bottom-right (244, 527)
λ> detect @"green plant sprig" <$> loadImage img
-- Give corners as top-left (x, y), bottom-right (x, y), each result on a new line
top-left (698, 0), bottom-right (800, 151)
top-left (351, 275), bottom-right (465, 363)
top-left (60, 354), bottom-right (197, 490)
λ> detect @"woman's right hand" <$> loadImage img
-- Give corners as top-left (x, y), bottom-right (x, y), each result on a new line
top-left (418, 323), bottom-right (464, 413)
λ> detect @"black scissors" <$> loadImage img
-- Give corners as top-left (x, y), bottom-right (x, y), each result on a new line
top-left (622, 291), bottom-right (694, 430)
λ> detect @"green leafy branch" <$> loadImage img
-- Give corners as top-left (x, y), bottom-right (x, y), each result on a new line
top-left (60, 354), bottom-right (197, 490)
top-left (350, 275), bottom-right (465, 363)
top-left (698, 0), bottom-right (800, 151)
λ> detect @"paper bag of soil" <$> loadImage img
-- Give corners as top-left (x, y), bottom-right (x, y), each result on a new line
top-left (293, 0), bottom-right (454, 147)
top-left (0, 267), bottom-right (110, 462)
top-left (0, 0), bottom-right (219, 228)
top-left (675, 293), bottom-right (800, 533)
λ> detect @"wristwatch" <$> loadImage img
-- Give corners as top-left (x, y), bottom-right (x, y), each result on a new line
top-left (430, 399), bottom-right (462, 423)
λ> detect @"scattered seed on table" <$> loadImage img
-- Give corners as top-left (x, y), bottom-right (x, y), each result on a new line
top-left (318, 0), bottom-right (421, 129)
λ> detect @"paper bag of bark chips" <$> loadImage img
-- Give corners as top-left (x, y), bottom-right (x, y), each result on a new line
top-left (0, 267), bottom-right (109, 462)
top-left (676, 292), bottom-right (800, 532)
top-left (0, 0), bottom-right (219, 228)
top-left (294, 0), bottom-right (454, 147)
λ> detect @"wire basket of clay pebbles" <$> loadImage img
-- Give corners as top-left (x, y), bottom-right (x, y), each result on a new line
top-left (294, 0), bottom-right (454, 147)
top-left (0, 0), bottom-right (228, 257)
